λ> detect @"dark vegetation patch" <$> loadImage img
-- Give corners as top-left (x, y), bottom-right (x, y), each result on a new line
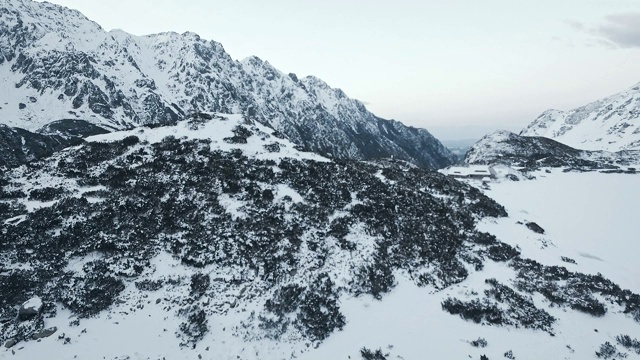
top-left (178, 305), bottom-right (208, 347)
top-left (442, 279), bottom-right (555, 333)
top-left (525, 222), bottom-right (545, 234)
top-left (223, 125), bottom-right (253, 144)
top-left (134, 279), bottom-right (163, 292)
top-left (0, 133), bottom-right (508, 347)
top-left (443, 254), bottom-right (640, 334)
top-left (512, 258), bottom-right (640, 319)
top-left (596, 342), bottom-right (626, 359)
top-left (360, 347), bottom-right (389, 360)
top-left (470, 338), bottom-right (488, 348)
top-left (486, 242), bottom-right (520, 262)
top-left (2, 120), bottom-right (640, 352)
top-left (0, 128), bottom-right (593, 349)
top-left (616, 334), bottom-right (640, 355)
top-left (261, 274), bottom-right (345, 341)
top-left (263, 142), bottom-right (281, 153)
top-left (28, 187), bottom-right (66, 202)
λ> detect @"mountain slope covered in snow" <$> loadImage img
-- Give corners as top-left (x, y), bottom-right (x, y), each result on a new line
top-left (0, 0), bottom-right (455, 168)
top-left (465, 130), bottom-right (640, 171)
top-left (521, 82), bottom-right (640, 151)
top-left (2, 115), bottom-right (640, 360)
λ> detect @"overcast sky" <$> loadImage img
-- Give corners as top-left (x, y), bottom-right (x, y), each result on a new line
top-left (39, 0), bottom-right (640, 140)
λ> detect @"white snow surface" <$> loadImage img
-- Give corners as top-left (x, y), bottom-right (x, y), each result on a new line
top-left (20, 296), bottom-right (42, 312)
top-left (480, 169), bottom-right (640, 293)
top-left (86, 113), bottom-right (328, 163)
top-left (521, 82), bottom-right (640, 151)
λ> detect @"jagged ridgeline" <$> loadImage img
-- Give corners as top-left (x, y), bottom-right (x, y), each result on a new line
top-left (0, 0), bottom-right (456, 169)
top-left (0, 114), bottom-right (505, 347)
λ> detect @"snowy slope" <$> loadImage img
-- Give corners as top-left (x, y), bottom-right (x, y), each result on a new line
top-left (2, 116), bottom-right (640, 360)
top-left (521, 82), bottom-right (640, 151)
top-left (0, 0), bottom-right (455, 169)
top-left (0, 113), bottom-right (505, 359)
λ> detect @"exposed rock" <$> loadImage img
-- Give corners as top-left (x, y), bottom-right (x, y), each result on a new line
top-left (525, 222), bottom-right (545, 234)
top-left (4, 339), bottom-right (17, 348)
top-left (18, 296), bottom-right (42, 321)
top-left (32, 327), bottom-right (57, 340)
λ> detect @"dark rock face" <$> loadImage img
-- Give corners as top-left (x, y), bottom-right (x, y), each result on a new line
top-left (0, 125), bottom-right (79, 169)
top-left (17, 300), bottom-right (41, 321)
top-left (526, 222), bottom-right (545, 234)
top-left (31, 327), bottom-right (57, 340)
top-left (37, 119), bottom-right (112, 138)
top-left (465, 131), bottom-right (640, 171)
top-left (0, 120), bottom-right (110, 169)
top-left (0, 0), bottom-right (456, 169)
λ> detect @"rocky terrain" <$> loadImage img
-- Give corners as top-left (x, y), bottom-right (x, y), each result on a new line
top-left (0, 113), bottom-right (504, 353)
top-left (464, 130), bottom-right (640, 172)
top-left (1, 114), bottom-right (639, 359)
top-left (521, 82), bottom-right (640, 152)
top-left (0, 0), bottom-right (455, 169)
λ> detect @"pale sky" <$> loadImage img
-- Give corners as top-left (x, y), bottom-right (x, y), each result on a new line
top-left (38, 0), bottom-right (640, 140)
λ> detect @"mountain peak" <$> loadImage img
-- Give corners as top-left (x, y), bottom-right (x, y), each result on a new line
top-left (0, 0), bottom-right (456, 169)
top-left (520, 82), bottom-right (640, 151)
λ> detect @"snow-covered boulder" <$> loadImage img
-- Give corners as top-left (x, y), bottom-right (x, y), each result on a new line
top-left (18, 297), bottom-right (42, 321)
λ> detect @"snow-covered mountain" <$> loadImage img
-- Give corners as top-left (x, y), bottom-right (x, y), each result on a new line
top-left (521, 82), bottom-right (640, 151)
top-left (0, 0), bottom-right (455, 169)
top-left (2, 114), bottom-right (640, 360)
top-left (465, 130), bottom-right (640, 171)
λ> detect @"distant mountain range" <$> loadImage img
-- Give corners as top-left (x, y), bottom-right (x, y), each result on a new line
top-left (521, 82), bottom-right (640, 152)
top-left (465, 130), bottom-right (639, 172)
top-left (0, 0), bottom-right (455, 169)
top-left (461, 82), bottom-right (640, 170)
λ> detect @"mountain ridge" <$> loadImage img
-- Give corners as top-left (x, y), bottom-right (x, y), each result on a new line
top-left (0, 0), bottom-right (455, 169)
top-left (520, 82), bottom-right (640, 152)
top-left (464, 130), bottom-right (640, 172)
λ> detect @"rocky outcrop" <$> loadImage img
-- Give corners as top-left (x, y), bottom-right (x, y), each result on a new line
top-left (0, 120), bottom-right (109, 169)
